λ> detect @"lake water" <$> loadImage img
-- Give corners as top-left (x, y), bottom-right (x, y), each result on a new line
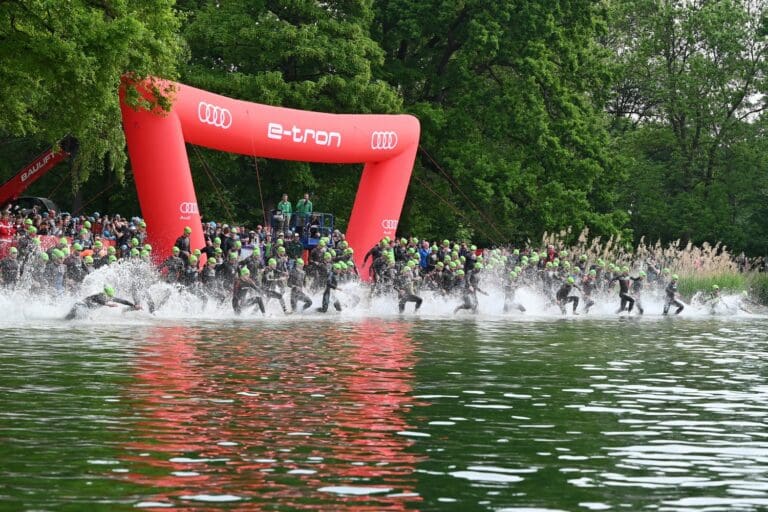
top-left (2, 304), bottom-right (768, 511)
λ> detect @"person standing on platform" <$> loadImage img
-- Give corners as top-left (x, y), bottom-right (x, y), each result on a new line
top-left (294, 193), bottom-right (312, 234)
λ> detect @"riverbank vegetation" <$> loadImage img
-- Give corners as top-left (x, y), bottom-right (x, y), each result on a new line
top-left (1, 1), bottom-right (767, 259)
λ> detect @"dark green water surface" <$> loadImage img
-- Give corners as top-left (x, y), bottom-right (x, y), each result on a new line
top-left (1, 317), bottom-right (768, 511)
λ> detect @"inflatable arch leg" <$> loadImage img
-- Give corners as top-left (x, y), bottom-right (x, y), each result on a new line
top-left (120, 79), bottom-right (419, 279)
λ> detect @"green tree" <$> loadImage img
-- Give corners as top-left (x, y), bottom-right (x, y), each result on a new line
top-left (373, 0), bottom-right (628, 244)
top-left (0, 0), bottom-right (183, 185)
top-left (606, 0), bottom-right (768, 252)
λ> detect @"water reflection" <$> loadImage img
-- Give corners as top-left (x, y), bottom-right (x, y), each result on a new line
top-left (121, 320), bottom-right (423, 509)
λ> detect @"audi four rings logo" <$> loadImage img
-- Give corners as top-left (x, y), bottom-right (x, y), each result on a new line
top-left (381, 219), bottom-right (399, 231)
top-left (371, 131), bottom-right (398, 150)
top-left (198, 101), bottom-right (232, 129)
top-left (179, 202), bottom-right (199, 215)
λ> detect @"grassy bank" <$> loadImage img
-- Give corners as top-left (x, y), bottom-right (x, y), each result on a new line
top-left (678, 272), bottom-right (768, 305)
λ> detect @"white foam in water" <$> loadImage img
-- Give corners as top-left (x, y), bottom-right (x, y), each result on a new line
top-left (180, 494), bottom-right (242, 502)
top-left (1, 259), bottom-right (765, 327)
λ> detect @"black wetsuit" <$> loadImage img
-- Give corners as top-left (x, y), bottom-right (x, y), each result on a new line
top-left (556, 282), bottom-right (580, 314)
top-left (65, 292), bottom-right (136, 320)
top-left (0, 257), bottom-right (20, 287)
top-left (318, 271), bottom-right (342, 313)
top-left (396, 272), bottom-right (423, 313)
top-left (263, 267), bottom-right (288, 313)
top-left (158, 255), bottom-right (184, 283)
top-left (611, 274), bottom-right (635, 313)
top-left (663, 281), bottom-right (684, 315)
top-left (288, 267), bottom-right (312, 312)
top-left (232, 275), bottom-right (265, 315)
top-left (581, 277), bottom-right (597, 313)
top-left (502, 277), bottom-right (526, 313)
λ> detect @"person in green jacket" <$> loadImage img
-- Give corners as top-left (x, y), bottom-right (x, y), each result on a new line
top-left (276, 193), bottom-right (292, 234)
top-left (294, 193), bottom-right (312, 232)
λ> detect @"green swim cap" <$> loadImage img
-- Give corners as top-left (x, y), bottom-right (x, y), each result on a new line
top-left (9, 247), bottom-right (18, 255)
top-left (207, 258), bottom-right (216, 266)
top-left (240, 267), bottom-right (250, 276)
top-left (84, 221), bottom-right (91, 229)
top-left (268, 258), bottom-right (277, 267)
top-left (28, 226), bottom-right (37, 234)
top-left (639, 270), bottom-right (646, 277)
top-left (131, 238), bottom-right (139, 246)
top-left (229, 252), bottom-right (238, 260)
top-left (24, 218), bottom-right (33, 225)
top-left (277, 246), bottom-right (286, 254)
top-left (104, 285), bottom-right (115, 297)
top-left (172, 246), bottom-right (180, 254)
top-left (72, 243), bottom-right (82, 252)
top-left (567, 276), bottom-right (575, 284)
top-left (40, 252), bottom-right (49, 261)
top-left (214, 247), bottom-right (223, 254)
top-left (474, 263), bottom-right (483, 270)
top-left (672, 274), bottom-right (679, 280)
top-left (456, 269), bottom-right (465, 276)
top-left (144, 244), bottom-right (152, 252)
top-left (296, 258), bottom-right (304, 266)
top-left (214, 237), bottom-right (221, 244)
top-left (59, 237), bottom-right (68, 246)
top-left (712, 284), bottom-right (719, 290)
top-left (108, 255), bottom-right (117, 263)
top-left (84, 256), bottom-right (94, 264)
top-left (94, 240), bottom-right (103, 248)
top-left (193, 249), bottom-right (201, 256)
top-left (184, 226), bottom-right (192, 234)
top-left (130, 248), bottom-right (140, 257)
top-left (188, 255), bottom-right (198, 264)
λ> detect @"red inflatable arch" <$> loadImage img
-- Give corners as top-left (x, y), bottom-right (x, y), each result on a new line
top-left (119, 78), bottom-right (419, 278)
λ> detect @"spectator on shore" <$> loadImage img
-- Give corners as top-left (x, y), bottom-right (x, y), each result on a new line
top-left (276, 193), bottom-right (292, 234)
top-left (294, 193), bottom-right (312, 232)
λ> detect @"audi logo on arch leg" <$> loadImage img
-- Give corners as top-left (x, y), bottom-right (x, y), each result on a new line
top-left (371, 131), bottom-right (398, 150)
top-left (198, 101), bottom-right (232, 129)
top-left (381, 219), bottom-right (399, 231)
top-left (179, 202), bottom-right (199, 215)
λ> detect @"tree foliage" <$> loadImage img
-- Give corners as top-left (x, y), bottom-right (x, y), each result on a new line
top-left (0, 0), bottom-right (766, 254)
top-left (0, 0), bottom-right (182, 182)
